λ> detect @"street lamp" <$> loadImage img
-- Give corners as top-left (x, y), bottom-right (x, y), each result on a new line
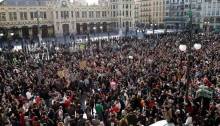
top-left (204, 21), bottom-right (210, 25)
top-left (179, 43), bottom-right (202, 52)
top-left (8, 32), bottom-right (14, 49)
top-left (34, 17), bottom-right (42, 42)
top-left (34, 0), bottom-right (42, 45)
top-left (179, 43), bottom-right (202, 97)
top-left (107, 22), bottom-right (112, 40)
top-left (179, 44), bottom-right (187, 52)
top-left (204, 21), bottom-right (210, 34)
top-left (151, 24), bottom-right (157, 36)
top-left (193, 43), bottom-right (202, 50)
top-left (93, 26), bottom-right (97, 40)
top-left (100, 26), bottom-right (103, 39)
top-left (0, 33), bottom-right (3, 48)
top-left (100, 26), bottom-right (103, 32)
top-left (99, 26), bottom-right (103, 49)
top-left (10, 33), bottom-right (14, 36)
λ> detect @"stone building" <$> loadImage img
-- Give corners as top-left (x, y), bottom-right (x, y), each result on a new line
top-left (0, 0), bottom-right (135, 40)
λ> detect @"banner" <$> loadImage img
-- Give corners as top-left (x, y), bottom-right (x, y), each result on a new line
top-left (80, 44), bottom-right (86, 50)
top-left (57, 67), bottom-right (70, 87)
top-left (79, 60), bottom-right (87, 70)
top-left (196, 85), bottom-right (212, 99)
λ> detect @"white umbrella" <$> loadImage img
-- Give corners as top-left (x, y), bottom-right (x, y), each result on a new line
top-left (149, 120), bottom-right (175, 126)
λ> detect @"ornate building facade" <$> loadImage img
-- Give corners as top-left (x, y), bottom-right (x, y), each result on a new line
top-left (138, 0), bottom-right (164, 27)
top-left (0, 0), bottom-right (136, 40)
top-left (200, 0), bottom-right (220, 32)
top-left (164, 0), bottom-right (202, 30)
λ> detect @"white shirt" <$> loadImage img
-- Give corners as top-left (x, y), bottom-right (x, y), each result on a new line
top-left (185, 116), bottom-right (193, 126)
top-left (26, 91), bottom-right (32, 100)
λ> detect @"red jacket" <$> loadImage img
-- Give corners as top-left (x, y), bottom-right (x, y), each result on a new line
top-left (19, 112), bottom-right (25, 126)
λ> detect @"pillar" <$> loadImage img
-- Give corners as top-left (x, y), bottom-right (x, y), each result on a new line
top-left (18, 28), bottom-right (22, 38)
top-left (70, 21), bottom-right (75, 34)
top-left (54, 23), bottom-right (62, 37)
top-left (29, 27), bottom-right (33, 39)
top-left (80, 24), bottom-right (82, 34)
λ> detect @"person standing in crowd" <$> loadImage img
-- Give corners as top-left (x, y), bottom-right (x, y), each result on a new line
top-left (0, 33), bottom-right (219, 126)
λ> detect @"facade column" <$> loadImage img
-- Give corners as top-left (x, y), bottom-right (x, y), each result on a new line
top-left (69, 22), bottom-right (74, 34)
top-left (87, 23), bottom-right (90, 33)
top-left (47, 26), bottom-right (52, 37)
top-left (48, 26), bottom-right (55, 37)
top-left (18, 28), bottom-right (22, 38)
top-left (54, 23), bottom-right (62, 37)
top-left (29, 27), bottom-right (33, 39)
top-left (80, 24), bottom-right (82, 34)
top-left (214, 17), bottom-right (216, 29)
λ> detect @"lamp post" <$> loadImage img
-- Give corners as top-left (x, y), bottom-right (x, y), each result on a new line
top-left (204, 21), bottom-right (210, 35)
top-left (150, 23), bottom-right (157, 36)
top-left (100, 26), bottom-right (103, 39)
top-left (36, 0), bottom-right (42, 45)
top-left (93, 26), bottom-right (97, 40)
top-left (10, 33), bottom-right (14, 36)
top-left (99, 26), bottom-right (103, 49)
top-left (179, 43), bottom-right (202, 97)
top-left (0, 33), bottom-right (3, 48)
top-left (178, 0), bottom-right (194, 97)
top-left (107, 22), bottom-right (112, 40)
top-left (136, 29), bottom-right (140, 38)
top-left (9, 32), bottom-right (14, 49)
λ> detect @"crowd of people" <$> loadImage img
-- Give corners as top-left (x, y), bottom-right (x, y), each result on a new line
top-left (0, 33), bottom-right (220, 126)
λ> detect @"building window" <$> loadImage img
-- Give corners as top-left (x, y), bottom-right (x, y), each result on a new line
top-left (61, 11), bottom-right (64, 19)
top-left (61, 11), bottom-right (69, 19)
top-left (126, 11), bottom-right (128, 17)
top-left (76, 11), bottom-right (80, 18)
top-left (96, 11), bottom-right (100, 18)
top-left (102, 11), bottom-right (107, 17)
top-left (89, 11), bottom-right (94, 18)
top-left (71, 11), bottom-right (74, 18)
top-left (65, 11), bottom-right (69, 19)
top-left (82, 11), bottom-right (87, 18)
top-left (9, 12), bottom-right (17, 21)
top-left (44, 12), bottom-right (47, 19)
top-left (0, 12), bottom-right (6, 21)
top-left (40, 12), bottom-right (44, 18)
top-left (216, 10), bottom-right (219, 16)
top-left (30, 12), bottom-right (34, 20)
top-left (212, 11), bottom-right (215, 16)
top-left (34, 12), bottom-right (38, 18)
top-left (113, 5), bottom-right (116, 9)
top-left (56, 11), bottom-right (58, 19)
top-left (20, 12), bottom-right (27, 20)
